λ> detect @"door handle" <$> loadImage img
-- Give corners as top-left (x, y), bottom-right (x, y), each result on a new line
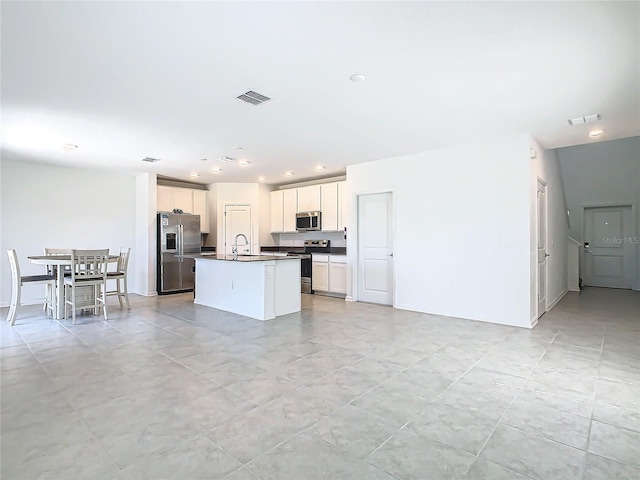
top-left (545, 253), bottom-right (550, 258)
top-left (389, 253), bottom-right (394, 257)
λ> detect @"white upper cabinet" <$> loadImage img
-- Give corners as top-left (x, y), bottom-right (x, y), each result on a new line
top-left (157, 186), bottom-right (208, 233)
top-left (337, 181), bottom-right (346, 231)
top-left (297, 185), bottom-right (321, 213)
top-left (283, 189), bottom-right (298, 232)
top-left (270, 190), bottom-right (284, 233)
top-left (157, 186), bottom-right (174, 212)
top-left (321, 182), bottom-right (339, 231)
top-left (157, 186), bottom-right (193, 213)
top-left (172, 188), bottom-right (194, 213)
top-left (192, 189), bottom-right (209, 233)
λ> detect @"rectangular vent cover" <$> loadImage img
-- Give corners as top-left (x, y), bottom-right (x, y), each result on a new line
top-left (568, 113), bottom-right (600, 126)
top-left (142, 157), bottom-right (160, 163)
top-left (237, 90), bottom-right (271, 105)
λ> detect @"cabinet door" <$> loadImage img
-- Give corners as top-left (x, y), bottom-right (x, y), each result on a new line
top-left (337, 181), bottom-right (346, 231)
top-left (321, 182), bottom-right (338, 231)
top-left (312, 262), bottom-right (329, 291)
top-left (157, 186), bottom-right (174, 212)
top-left (296, 186), bottom-right (310, 213)
top-left (173, 188), bottom-right (194, 213)
top-left (270, 190), bottom-right (284, 233)
top-left (283, 189), bottom-right (298, 232)
top-left (193, 190), bottom-right (209, 233)
top-left (329, 262), bottom-right (347, 294)
top-left (308, 185), bottom-right (321, 211)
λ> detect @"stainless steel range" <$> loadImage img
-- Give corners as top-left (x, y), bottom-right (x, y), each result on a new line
top-left (287, 239), bottom-right (330, 294)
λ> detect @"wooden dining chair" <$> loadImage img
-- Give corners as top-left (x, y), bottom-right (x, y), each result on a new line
top-left (106, 247), bottom-right (131, 309)
top-left (42, 248), bottom-right (71, 312)
top-left (63, 249), bottom-right (109, 324)
top-left (6, 249), bottom-right (56, 326)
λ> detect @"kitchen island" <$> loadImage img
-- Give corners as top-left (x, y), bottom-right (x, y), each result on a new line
top-left (191, 254), bottom-right (301, 321)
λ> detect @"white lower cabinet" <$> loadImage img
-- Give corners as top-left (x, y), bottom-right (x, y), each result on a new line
top-left (312, 259), bottom-right (329, 292)
top-left (312, 254), bottom-right (346, 295)
top-left (328, 256), bottom-right (347, 294)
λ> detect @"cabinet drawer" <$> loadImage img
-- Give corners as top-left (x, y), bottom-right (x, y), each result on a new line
top-left (312, 254), bottom-right (329, 263)
top-left (329, 255), bottom-right (346, 264)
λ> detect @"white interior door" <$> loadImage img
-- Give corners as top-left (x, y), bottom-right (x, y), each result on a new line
top-left (357, 192), bottom-right (393, 305)
top-left (537, 181), bottom-right (548, 317)
top-left (583, 206), bottom-right (634, 289)
top-left (224, 205), bottom-right (252, 255)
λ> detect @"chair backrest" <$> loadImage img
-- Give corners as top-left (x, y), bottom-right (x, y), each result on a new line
top-left (44, 248), bottom-right (71, 256)
top-left (70, 249), bottom-right (109, 281)
top-left (44, 247), bottom-right (72, 274)
top-left (117, 247), bottom-right (131, 273)
top-left (7, 249), bottom-right (20, 283)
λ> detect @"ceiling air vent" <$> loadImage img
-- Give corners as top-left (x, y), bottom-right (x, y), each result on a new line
top-left (568, 113), bottom-right (600, 126)
top-left (237, 90), bottom-right (271, 105)
top-left (218, 156), bottom-right (234, 163)
top-left (142, 157), bottom-right (160, 163)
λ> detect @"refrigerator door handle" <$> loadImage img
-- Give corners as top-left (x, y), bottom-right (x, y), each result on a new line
top-left (178, 224), bottom-right (184, 257)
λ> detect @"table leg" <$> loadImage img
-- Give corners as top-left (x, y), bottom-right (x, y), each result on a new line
top-left (56, 266), bottom-right (65, 320)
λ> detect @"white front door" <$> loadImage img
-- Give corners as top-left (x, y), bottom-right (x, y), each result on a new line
top-left (537, 181), bottom-right (548, 317)
top-left (224, 205), bottom-right (252, 255)
top-left (584, 206), bottom-right (635, 289)
top-left (357, 192), bottom-right (393, 305)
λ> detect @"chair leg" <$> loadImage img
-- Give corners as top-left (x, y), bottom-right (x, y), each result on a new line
top-left (71, 286), bottom-right (77, 324)
top-left (101, 284), bottom-right (108, 321)
top-left (7, 282), bottom-right (20, 326)
top-left (116, 279), bottom-right (123, 309)
top-left (123, 277), bottom-right (130, 310)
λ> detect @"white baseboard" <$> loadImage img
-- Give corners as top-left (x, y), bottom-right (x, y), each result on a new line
top-left (135, 291), bottom-right (158, 297)
top-left (530, 317), bottom-right (538, 328)
top-left (568, 288), bottom-right (581, 292)
top-left (547, 289), bottom-right (568, 311)
top-left (345, 295), bottom-right (355, 302)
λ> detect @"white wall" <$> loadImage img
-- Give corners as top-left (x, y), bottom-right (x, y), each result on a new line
top-left (258, 184), bottom-right (276, 247)
top-left (346, 135), bottom-right (533, 328)
top-left (0, 159), bottom-right (137, 306)
top-left (557, 136), bottom-right (640, 290)
top-left (135, 172), bottom-right (157, 296)
top-left (529, 142), bottom-right (569, 323)
top-left (204, 183), bottom-right (218, 247)
top-left (214, 183), bottom-right (261, 254)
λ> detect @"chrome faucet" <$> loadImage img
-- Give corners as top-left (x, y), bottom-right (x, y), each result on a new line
top-left (232, 233), bottom-right (249, 260)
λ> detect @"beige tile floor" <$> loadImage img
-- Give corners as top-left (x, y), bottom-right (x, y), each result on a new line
top-left (1, 287), bottom-right (638, 479)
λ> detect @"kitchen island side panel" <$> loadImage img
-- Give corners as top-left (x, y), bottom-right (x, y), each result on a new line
top-left (274, 258), bottom-right (301, 316)
top-left (193, 257), bottom-right (300, 320)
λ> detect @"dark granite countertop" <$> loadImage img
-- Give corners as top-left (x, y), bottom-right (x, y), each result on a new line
top-left (261, 245), bottom-right (346, 255)
top-left (189, 254), bottom-right (302, 262)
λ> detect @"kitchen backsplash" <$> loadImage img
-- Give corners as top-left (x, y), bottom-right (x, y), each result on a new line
top-left (276, 231), bottom-right (345, 247)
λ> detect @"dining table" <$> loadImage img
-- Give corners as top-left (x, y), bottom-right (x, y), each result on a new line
top-left (28, 254), bottom-right (118, 320)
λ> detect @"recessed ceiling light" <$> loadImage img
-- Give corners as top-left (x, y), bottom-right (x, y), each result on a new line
top-left (315, 165), bottom-right (326, 171)
top-left (212, 167), bottom-right (222, 173)
top-left (285, 171), bottom-right (294, 177)
top-left (258, 176), bottom-right (266, 182)
top-left (63, 143), bottom-right (78, 150)
top-left (219, 156), bottom-right (234, 163)
top-left (589, 129), bottom-right (604, 137)
top-left (350, 74), bottom-right (366, 82)
top-left (190, 173), bottom-right (199, 178)
top-left (238, 160), bottom-right (250, 166)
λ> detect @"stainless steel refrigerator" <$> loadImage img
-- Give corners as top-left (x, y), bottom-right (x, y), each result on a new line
top-left (157, 212), bottom-right (201, 294)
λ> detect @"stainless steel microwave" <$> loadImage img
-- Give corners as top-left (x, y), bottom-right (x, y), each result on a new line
top-left (296, 211), bottom-right (321, 231)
